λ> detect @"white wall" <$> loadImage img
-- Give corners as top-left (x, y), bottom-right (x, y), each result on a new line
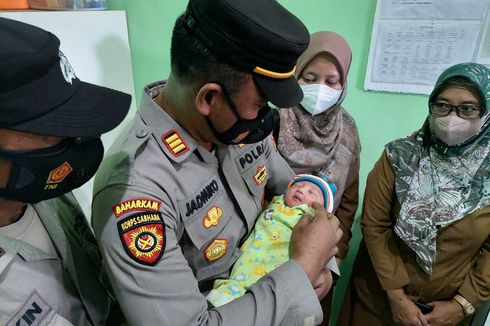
top-left (0, 10), bottom-right (137, 217)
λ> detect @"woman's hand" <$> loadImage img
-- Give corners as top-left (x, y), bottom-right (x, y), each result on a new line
top-left (425, 299), bottom-right (465, 326)
top-left (387, 289), bottom-right (429, 326)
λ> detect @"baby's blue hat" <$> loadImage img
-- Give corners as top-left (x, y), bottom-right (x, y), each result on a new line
top-left (289, 174), bottom-right (336, 212)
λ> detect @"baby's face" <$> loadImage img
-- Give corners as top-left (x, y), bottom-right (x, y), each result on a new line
top-left (284, 181), bottom-right (324, 207)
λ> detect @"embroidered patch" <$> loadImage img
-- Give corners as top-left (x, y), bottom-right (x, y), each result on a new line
top-left (112, 198), bottom-right (161, 217)
top-left (254, 165), bottom-right (267, 185)
top-left (162, 130), bottom-right (189, 157)
top-left (202, 206), bottom-right (222, 228)
top-left (7, 291), bottom-right (52, 326)
top-left (46, 161), bottom-right (73, 184)
top-left (118, 211), bottom-right (165, 266)
top-left (59, 50), bottom-right (76, 84)
top-left (184, 179), bottom-right (220, 217)
top-left (204, 238), bottom-right (227, 262)
top-left (238, 143), bottom-right (264, 169)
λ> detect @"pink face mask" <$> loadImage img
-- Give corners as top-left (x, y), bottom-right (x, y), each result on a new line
top-left (429, 114), bottom-right (488, 146)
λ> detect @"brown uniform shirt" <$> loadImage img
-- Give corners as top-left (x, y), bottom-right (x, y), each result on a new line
top-left (348, 151), bottom-right (489, 324)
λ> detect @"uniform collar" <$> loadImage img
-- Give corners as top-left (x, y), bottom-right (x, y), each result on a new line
top-left (139, 80), bottom-right (198, 163)
top-left (0, 236), bottom-right (55, 263)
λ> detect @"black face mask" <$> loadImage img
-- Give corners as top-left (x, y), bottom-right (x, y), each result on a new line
top-left (206, 84), bottom-right (278, 145)
top-left (0, 137), bottom-right (104, 203)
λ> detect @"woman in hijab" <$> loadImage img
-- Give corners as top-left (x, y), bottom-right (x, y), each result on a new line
top-left (275, 31), bottom-right (361, 321)
top-left (340, 62), bottom-right (490, 326)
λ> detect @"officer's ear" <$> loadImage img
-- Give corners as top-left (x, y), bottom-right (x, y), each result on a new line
top-left (195, 83), bottom-right (222, 116)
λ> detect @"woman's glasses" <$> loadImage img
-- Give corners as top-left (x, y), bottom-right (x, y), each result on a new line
top-left (429, 101), bottom-right (481, 119)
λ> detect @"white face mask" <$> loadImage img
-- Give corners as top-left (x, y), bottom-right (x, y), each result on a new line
top-left (430, 114), bottom-right (487, 146)
top-left (300, 84), bottom-right (342, 116)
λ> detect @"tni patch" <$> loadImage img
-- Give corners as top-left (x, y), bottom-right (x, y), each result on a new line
top-left (118, 211), bottom-right (165, 266)
top-left (46, 161), bottom-right (73, 184)
top-left (162, 130), bottom-right (189, 157)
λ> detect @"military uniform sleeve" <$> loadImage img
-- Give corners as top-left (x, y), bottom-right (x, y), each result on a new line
top-left (361, 151), bottom-right (410, 290)
top-left (92, 183), bottom-right (322, 326)
top-left (458, 233), bottom-right (490, 306)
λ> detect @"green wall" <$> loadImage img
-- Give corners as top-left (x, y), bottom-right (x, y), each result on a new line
top-left (107, 0), bottom-right (430, 324)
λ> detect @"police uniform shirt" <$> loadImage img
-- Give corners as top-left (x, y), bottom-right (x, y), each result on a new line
top-left (92, 81), bottom-right (323, 326)
top-left (0, 194), bottom-right (113, 326)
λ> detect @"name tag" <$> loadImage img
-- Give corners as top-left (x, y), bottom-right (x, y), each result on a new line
top-left (184, 179), bottom-right (220, 217)
top-left (7, 291), bottom-right (51, 326)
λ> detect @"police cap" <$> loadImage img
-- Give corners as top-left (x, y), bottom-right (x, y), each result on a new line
top-left (183, 0), bottom-right (310, 108)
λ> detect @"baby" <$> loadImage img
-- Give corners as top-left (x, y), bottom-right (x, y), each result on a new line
top-left (207, 174), bottom-right (339, 307)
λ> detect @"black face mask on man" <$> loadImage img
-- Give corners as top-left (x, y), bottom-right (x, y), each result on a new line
top-left (0, 137), bottom-right (104, 203)
top-left (205, 84), bottom-right (278, 145)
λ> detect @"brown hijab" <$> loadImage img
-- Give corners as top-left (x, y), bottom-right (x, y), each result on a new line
top-left (277, 31), bottom-right (361, 210)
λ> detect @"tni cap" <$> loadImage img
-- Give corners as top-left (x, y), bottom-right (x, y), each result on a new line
top-left (0, 17), bottom-right (131, 137)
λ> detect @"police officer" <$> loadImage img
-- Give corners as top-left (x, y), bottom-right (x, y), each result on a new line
top-left (91, 0), bottom-right (342, 325)
top-left (0, 18), bottom-right (131, 325)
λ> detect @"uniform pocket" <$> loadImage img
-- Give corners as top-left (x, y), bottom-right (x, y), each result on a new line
top-left (181, 196), bottom-right (233, 250)
top-left (182, 215), bottom-right (242, 281)
top-left (178, 183), bottom-right (245, 281)
top-left (233, 143), bottom-right (269, 198)
top-left (239, 160), bottom-right (269, 202)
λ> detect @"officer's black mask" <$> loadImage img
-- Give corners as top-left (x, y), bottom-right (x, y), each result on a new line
top-left (0, 137), bottom-right (104, 203)
top-left (205, 83), bottom-right (277, 145)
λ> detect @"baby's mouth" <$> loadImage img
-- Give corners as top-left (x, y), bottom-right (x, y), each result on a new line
top-left (292, 194), bottom-right (302, 202)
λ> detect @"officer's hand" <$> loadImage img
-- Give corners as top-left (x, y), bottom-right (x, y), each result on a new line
top-left (312, 269), bottom-right (333, 300)
top-left (290, 202), bottom-right (342, 282)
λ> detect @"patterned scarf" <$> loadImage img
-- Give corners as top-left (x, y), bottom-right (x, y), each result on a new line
top-left (387, 63), bottom-right (490, 274)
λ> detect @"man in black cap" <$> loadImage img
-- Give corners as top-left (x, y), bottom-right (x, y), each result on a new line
top-left (0, 17), bottom-right (131, 325)
top-left (92, 0), bottom-right (342, 325)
